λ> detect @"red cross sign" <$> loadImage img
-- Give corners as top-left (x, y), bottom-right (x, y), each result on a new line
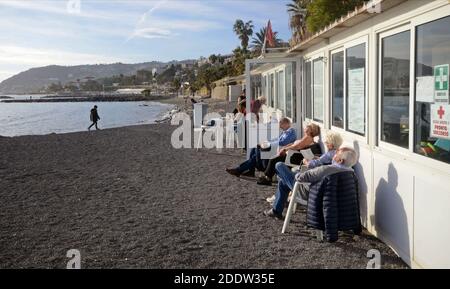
top-left (438, 106), bottom-right (445, 119)
top-left (431, 104), bottom-right (450, 140)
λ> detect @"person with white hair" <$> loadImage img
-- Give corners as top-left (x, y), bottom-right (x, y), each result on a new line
top-left (264, 147), bottom-right (358, 219)
top-left (265, 131), bottom-right (344, 204)
top-left (303, 130), bottom-right (343, 169)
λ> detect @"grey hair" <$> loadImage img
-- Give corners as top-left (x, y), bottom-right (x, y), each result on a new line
top-left (279, 117), bottom-right (292, 125)
top-left (338, 147), bottom-right (358, 167)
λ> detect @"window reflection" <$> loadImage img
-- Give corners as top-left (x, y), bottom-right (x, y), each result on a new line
top-left (313, 59), bottom-right (324, 122)
top-left (305, 61), bottom-right (312, 119)
top-left (415, 16), bottom-right (450, 164)
top-left (381, 31), bottom-right (410, 148)
top-left (332, 52), bottom-right (344, 128)
top-left (346, 43), bottom-right (366, 135)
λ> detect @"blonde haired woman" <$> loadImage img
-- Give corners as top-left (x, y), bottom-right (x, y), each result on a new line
top-left (303, 130), bottom-right (343, 169)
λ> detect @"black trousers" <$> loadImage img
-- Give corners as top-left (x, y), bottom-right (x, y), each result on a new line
top-left (88, 121), bottom-right (98, 130)
top-left (264, 153), bottom-right (305, 179)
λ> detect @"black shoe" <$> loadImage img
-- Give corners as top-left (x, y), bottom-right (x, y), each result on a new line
top-left (241, 170), bottom-right (255, 177)
top-left (226, 168), bottom-right (241, 177)
top-left (263, 209), bottom-right (283, 220)
top-left (257, 176), bottom-right (272, 186)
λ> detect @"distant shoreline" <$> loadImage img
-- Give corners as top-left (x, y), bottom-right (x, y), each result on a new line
top-left (1, 94), bottom-right (176, 103)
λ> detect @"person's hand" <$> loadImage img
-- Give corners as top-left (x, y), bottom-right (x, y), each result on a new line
top-left (278, 148), bottom-right (286, 156)
top-left (303, 159), bottom-right (309, 166)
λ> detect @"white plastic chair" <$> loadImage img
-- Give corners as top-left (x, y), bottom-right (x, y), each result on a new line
top-left (281, 181), bottom-right (308, 234)
top-left (195, 118), bottom-right (223, 152)
top-left (285, 150), bottom-right (302, 167)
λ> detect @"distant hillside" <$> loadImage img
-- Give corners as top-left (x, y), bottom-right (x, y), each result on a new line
top-left (0, 60), bottom-right (195, 94)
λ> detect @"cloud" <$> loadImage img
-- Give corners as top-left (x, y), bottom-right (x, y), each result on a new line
top-left (0, 45), bottom-right (127, 67)
top-left (127, 0), bottom-right (226, 41)
top-left (0, 0), bottom-right (135, 21)
top-left (131, 27), bottom-right (173, 39)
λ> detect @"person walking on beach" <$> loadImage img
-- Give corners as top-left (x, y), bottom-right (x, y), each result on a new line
top-left (88, 105), bottom-right (101, 131)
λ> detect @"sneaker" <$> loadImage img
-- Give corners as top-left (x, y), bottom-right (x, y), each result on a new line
top-left (257, 176), bottom-right (272, 186)
top-left (241, 170), bottom-right (255, 177)
top-left (266, 195), bottom-right (275, 203)
top-left (225, 168), bottom-right (241, 177)
top-left (263, 209), bottom-right (283, 220)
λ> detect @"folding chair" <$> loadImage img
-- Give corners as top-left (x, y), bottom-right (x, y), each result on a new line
top-left (281, 181), bottom-right (307, 234)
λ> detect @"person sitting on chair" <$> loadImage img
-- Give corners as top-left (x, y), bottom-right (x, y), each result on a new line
top-left (303, 131), bottom-right (343, 169)
top-left (226, 117), bottom-right (296, 178)
top-left (264, 147), bottom-right (358, 219)
top-left (256, 123), bottom-right (321, 186)
top-left (265, 131), bottom-right (344, 204)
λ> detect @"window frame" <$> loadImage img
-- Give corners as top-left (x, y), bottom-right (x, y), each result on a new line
top-left (312, 58), bottom-right (325, 123)
top-left (377, 24), bottom-right (413, 154)
top-left (345, 39), bottom-right (368, 137)
top-left (326, 36), bottom-right (369, 142)
top-left (371, 6), bottom-right (450, 173)
top-left (303, 52), bottom-right (325, 126)
top-left (285, 63), bottom-right (294, 120)
top-left (330, 47), bottom-right (346, 132)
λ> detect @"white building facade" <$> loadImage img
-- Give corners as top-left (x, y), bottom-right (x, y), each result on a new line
top-left (246, 0), bottom-right (450, 268)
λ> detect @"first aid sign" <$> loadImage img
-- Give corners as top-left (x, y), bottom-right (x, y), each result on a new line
top-left (434, 64), bottom-right (449, 102)
top-left (431, 104), bottom-right (450, 139)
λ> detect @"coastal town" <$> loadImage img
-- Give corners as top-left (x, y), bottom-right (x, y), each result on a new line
top-left (1, 0), bottom-right (450, 275)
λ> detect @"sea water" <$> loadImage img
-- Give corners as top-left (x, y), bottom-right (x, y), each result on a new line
top-left (0, 101), bottom-right (174, 137)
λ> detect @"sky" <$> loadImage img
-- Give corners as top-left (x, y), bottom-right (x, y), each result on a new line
top-left (0, 0), bottom-right (293, 82)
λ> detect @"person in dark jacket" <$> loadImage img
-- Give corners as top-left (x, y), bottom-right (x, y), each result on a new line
top-left (88, 105), bottom-right (101, 131)
top-left (264, 147), bottom-right (358, 219)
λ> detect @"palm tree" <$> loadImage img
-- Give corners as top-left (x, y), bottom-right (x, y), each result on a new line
top-left (250, 27), bottom-right (282, 54)
top-left (287, 0), bottom-right (310, 45)
top-left (233, 19), bottom-right (254, 51)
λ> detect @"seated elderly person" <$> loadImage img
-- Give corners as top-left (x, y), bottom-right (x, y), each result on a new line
top-left (264, 147), bottom-right (358, 219)
top-left (303, 131), bottom-right (343, 169)
top-left (265, 131), bottom-right (343, 204)
top-left (257, 123), bottom-right (321, 186)
top-left (226, 117), bottom-right (296, 178)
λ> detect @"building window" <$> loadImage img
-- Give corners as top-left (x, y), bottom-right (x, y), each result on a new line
top-left (381, 31), bottom-right (410, 148)
top-left (264, 75), bottom-right (267, 99)
top-left (346, 43), bottom-right (366, 135)
top-left (313, 59), bottom-right (324, 122)
top-left (332, 51), bottom-right (344, 128)
top-left (292, 63), bottom-right (297, 123)
top-left (269, 73), bottom-right (275, 108)
top-left (277, 70), bottom-right (285, 114)
top-left (286, 65), bottom-right (292, 118)
top-left (415, 16), bottom-right (450, 164)
top-left (305, 61), bottom-right (312, 119)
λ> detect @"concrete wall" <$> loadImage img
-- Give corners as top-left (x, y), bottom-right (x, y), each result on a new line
top-left (229, 85), bottom-right (242, 102)
top-left (212, 86), bottom-right (228, 100)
